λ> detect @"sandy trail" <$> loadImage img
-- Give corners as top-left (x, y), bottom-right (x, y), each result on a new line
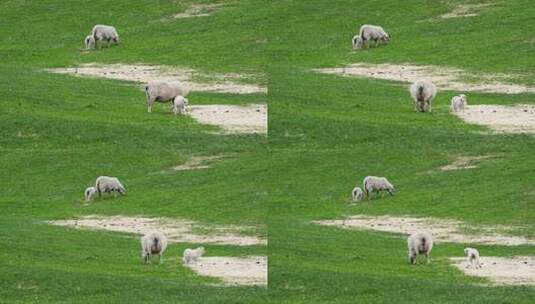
top-left (453, 105), bottom-right (535, 134)
top-left (439, 4), bottom-right (493, 19)
top-left (173, 3), bottom-right (225, 19)
top-left (313, 215), bottom-right (535, 246)
top-left (451, 256), bottom-right (535, 285)
top-left (48, 215), bottom-right (266, 246)
top-left (185, 256), bottom-right (267, 286)
top-left (314, 63), bottom-right (535, 94)
top-left (440, 155), bottom-right (493, 171)
top-left (187, 104), bottom-right (267, 134)
top-left (47, 63), bottom-right (266, 94)
top-left (173, 155), bottom-right (225, 171)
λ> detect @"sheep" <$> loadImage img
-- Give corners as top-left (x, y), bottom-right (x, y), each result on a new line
top-left (145, 81), bottom-right (189, 113)
top-left (409, 80), bottom-right (437, 113)
top-left (363, 176), bottom-right (395, 199)
top-left (172, 95), bottom-right (189, 115)
top-left (351, 186), bottom-right (364, 202)
top-left (141, 231), bottom-right (168, 264)
top-left (407, 232), bottom-right (433, 264)
top-left (95, 176), bottom-right (126, 197)
top-left (91, 24), bottom-right (119, 48)
top-left (358, 24), bottom-right (390, 48)
top-left (84, 186), bottom-right (97, 202)
top-left (84, 35), bottom-right (95, 50)
top-left (182, 246), bottom-right (205, 264)
top-left (464, 247), bottom-right (481, 269)
top-left (352, 34), bottom-right (363, 50)
top-left (450, 94), bottom-right (467, 112)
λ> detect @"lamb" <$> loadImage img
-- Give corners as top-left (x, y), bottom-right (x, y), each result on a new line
top-left (351, 186), bottom-right (364, 202)
top-left (141, 231), bottom-right (168, 264)
top-left (91, 24), bottom-right (120, 48)
top-left (363, 176), bottom-right (395, 199)
top-left (84, 35), bottom-right (96, 50)
top-left (358, 24), bottom-right (390, 48)
top-left (95, 176), bottom-right (126, 197)
top-left (464, 247), bottom-right (481, 269)
top-left (172, 95), bottom-right (189, 115)
top-left (352, 34), bottom-right (363, 50)
top-left (182, 246), bottom-right (205, 264)
top-left (145, 81), bottom-right (189, 113)
top-left (84, 186), bottom-right (97, 202)
top-left (450, 94), bottom-right (467, 112)
top-left (407, 232), bottom-right (433, 264)
top-left (409, 80), bottom-right (437, 113)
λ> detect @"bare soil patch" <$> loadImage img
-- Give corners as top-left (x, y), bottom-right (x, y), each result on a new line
top-left (314, 63), bottom-right (535, 94)
top-left (451, 256), bottom-right (535, 285)
top-left (185, 256), bottom-right (267, 286)
top-left (173, 3), bottom-right (225, 19)
top-left (453, 104), bottom-right (535, 134)
top-left (173, 155), bottom-right (224, 171)
top-left (440, 155), bottom-right (493, 171)
top-left (439, 4), bottom-right (492, 19)
top-left (188, 104), bottom-right (267, 134)
top-left (48, 215), bottom-right (266, 246)
top-left (313, 215), bottom-right (535, 246)
top-left (47, 63), bottom-right (266, 94)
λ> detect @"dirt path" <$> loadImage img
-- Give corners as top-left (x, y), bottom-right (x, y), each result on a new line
top-left (453, 104), bottom-right (535, 134)
top-left (187, 104), bottom-right (267, 134)
top-left (172, 3), bottom-right (225, 19)
top-left (451, 256), bottom-right (535, 285)
top-left (185, 256), bottom-right (267, 286)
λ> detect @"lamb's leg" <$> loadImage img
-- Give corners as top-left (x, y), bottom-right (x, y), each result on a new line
top-left (425, 253), bottom-right (430, 264)
top-left (159, 254), bottom-right (163, 264)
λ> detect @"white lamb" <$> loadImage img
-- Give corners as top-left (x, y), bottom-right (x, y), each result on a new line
top-left (409, 80), bottom-right (437, 113)
top-left (450, 94), bottom-right (467, 112)
top-left (95, 176), bottom-right (126, 197)
top-left (352, 34), bottom-right (363, 50)
top-left (84, 186), bottom-right (97, 202)
top-left (84, 35), bottom-right (95, 50)
top-left (172, 95), bottom-right (189, 115)
top-left (182, 246), bottom-right (205, 264)
top-left (358, 24), bottom-right (390, 48)
top-left (352, 186), bottom-right (364, 202)
top-left (407, 232), bottom-right (433, 264)
top-left (91, 24), bottom-right (120, 48)
top-left (145, 81), bottom-right (189, 113)
top-left (363, 176), bottom-right (395, 199)
top-left (141, 231), bottom-right (168, 264)
top-left (464, 247), bottom-right (481, 269)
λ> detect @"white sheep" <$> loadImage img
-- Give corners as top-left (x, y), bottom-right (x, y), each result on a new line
top-left (351, 186), bottom-right (364, 202)
top-left (141, 231), bottom-right (168, 264)
top-left (84, 35), bottom-right (96, 50)
top-left (95, 176), bottom-right (126, 197)
top-left (352, 34), bottom-right (363, 50)
top-left (358, 24), bottom-right (390, 48)
top-left (407, 232), bottom-right (433, 264)
top-left (363, 176), bottom-right (395, 199)
top-left (450, 94), bottom-right (467, 112)
top-left (409, 80), bottom-right (437, 113)
top-left (182, 246), bottom-right (205, 264)
top-left (172, 95), bottom-right (189, 115)
top-left (84, 186), bottom-right (97, 202)
top-left (91, 24), bottom-right (119, 48)
top-left (145, 81), bottom-right (189, 113)
top-left (464, 247), bottom-right (481, 269)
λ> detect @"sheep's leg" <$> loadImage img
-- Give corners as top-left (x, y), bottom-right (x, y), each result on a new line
top-left (159, 254), bottom-right (163, 264)
top-left (425, 253), bottom-right (430, 264)
top-left (147, 98), bottom-right (154, 113)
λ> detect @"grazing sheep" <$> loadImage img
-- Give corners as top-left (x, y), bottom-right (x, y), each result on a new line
top-left (91, 24), bottom-right (119, 48)
top-left (409, 80), bottom-right (437, 113)
top-left (145, 81), bottom-right (189, 113)
top-left (352, 34), bottom-right (363, 50)
top-left (141, 231), bottom-right (168, 264)
top-left (407, 232), bottom-right (433, 264)
top-left (352, 186), bottom-right (364, 202)
top-left (84, 35), bottom-right (95, 50)
top-left (464, 247), bottom-right (481, 269)
top-left (450, 94), bottom-right (467, 112)
top-left (182, 246), bottom-right (205, 264)
top-left (172, 95), bottom-right (189, 115)
top-left (84, 186), bottom-right (97, 202)
top-left (358, 24), bottom-right (390, 48)
top-left (95, 176), bottom-right (126, 197)
top-left (363, 176), bottom-right (395, 199)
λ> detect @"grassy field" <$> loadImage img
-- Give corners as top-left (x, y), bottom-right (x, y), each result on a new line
top-left (268, 0), bottom-right (535, 303)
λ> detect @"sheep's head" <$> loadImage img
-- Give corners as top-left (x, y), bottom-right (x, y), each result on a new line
top-left (382, 34), bottom-right (391, 42)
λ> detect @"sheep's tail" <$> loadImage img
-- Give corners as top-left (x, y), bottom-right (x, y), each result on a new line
top-left (363, 179), bottom-right (369, 197)
top-left (144, 86), bottom-right (150, 103)
top-left (417, 85), bottom-right (424, 102)
top-left (421, 236), bottom-right (428, 252)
